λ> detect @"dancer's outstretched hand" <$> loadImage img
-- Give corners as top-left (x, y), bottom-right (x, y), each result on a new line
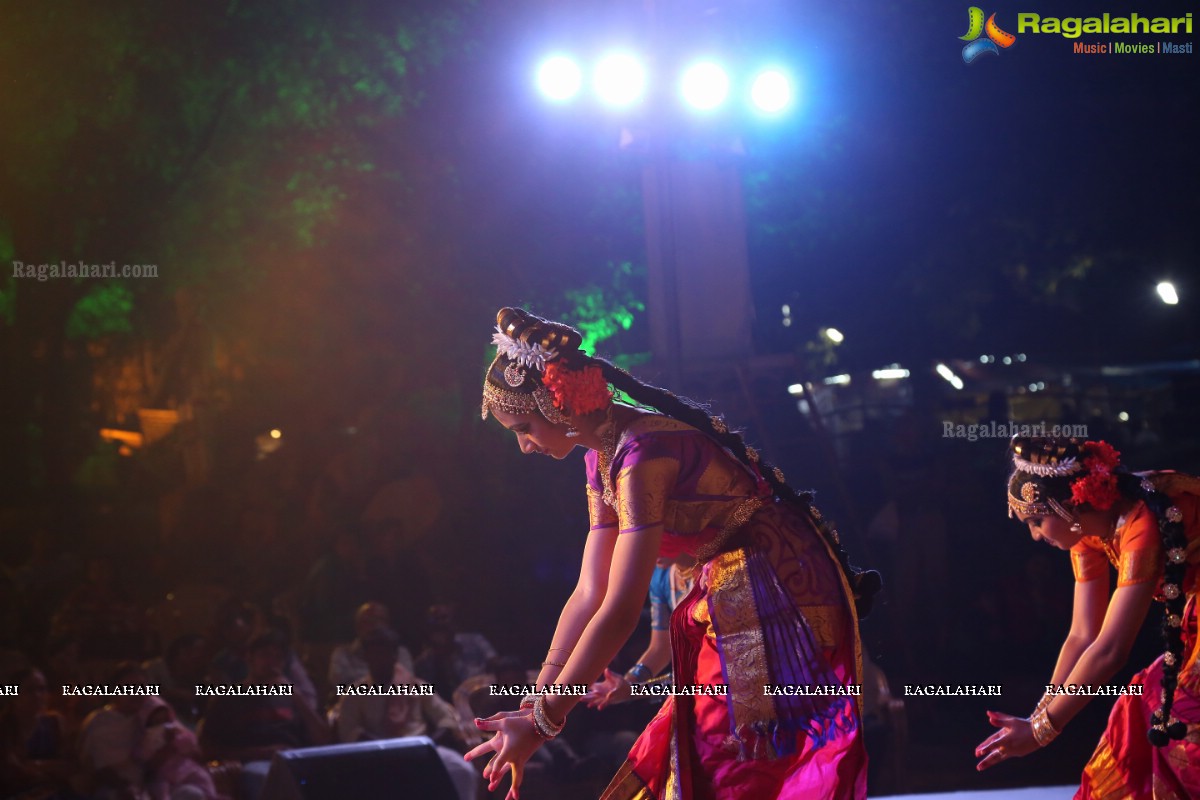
top-left (974, 710), bottom-right (1039, 771)
top-left (585, 668), bottom-right (631, 710)
top-left (464, 710), bottom-right (545, 800)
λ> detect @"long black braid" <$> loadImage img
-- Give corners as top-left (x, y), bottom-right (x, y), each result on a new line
top-left (592, 356), bottom-right (882, 620)
top-left (1112, 472), bottom-right (1192, 745)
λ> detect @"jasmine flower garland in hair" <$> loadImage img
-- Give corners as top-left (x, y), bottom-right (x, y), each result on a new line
top-left (492, 326), bottom-right (557, 371)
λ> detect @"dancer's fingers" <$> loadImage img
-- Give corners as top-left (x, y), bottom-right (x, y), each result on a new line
top-left (464, 736), bottom-right (498, 762)
top-left (976, 747), bottom-right (1007, 771)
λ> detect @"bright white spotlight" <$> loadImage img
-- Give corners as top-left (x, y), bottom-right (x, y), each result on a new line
top-left (823, 374), bottom-right (851, 386)
top-left (872, 367), bottom-right (910, 380)
top-left (1157, 281), bottom-right (1179, 305)
top-left (788, 383), bottom-right (805, 396)
top-left (537, 56), bottom-right (582, 102)
top-left (823, 327), bottom-right (844, 344)
top-left (936, 363), bottom-right (964, 391)
top-left (750, 69), bottom-right (792, 114)
top-left (680, 61), bottom-right (730, 111)
top-left (594, 53), bottom-right (645, 107)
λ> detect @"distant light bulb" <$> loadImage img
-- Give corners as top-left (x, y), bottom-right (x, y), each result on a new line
top-left (1157, 281), bottom-right (1179, 305)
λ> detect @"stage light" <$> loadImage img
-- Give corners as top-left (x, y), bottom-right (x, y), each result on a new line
top-left (1118, 411), bottom-right (1130, 422)
top-left (824, 374), bottom-right (851, 385)
top-left (936, 363), bottom-right (964, 390)
top-left (1157, 281), bottom-right (1179, 305)
top-left (788, 383), bottom-right (804, 396)
top-left (594, 53), bottom-right (646, 107)
top-left (537, 56), bottom-right (583, 102)
top-left (872, 367), bottom-right (910, 380)
top-left (823, 327), bottom-right (844, 344)
top-left (680, 61), bottom-right (730, 111)
top-left (750, 69), bottom-right (792, 114)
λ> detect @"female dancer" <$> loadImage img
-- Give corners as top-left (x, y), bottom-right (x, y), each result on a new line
top-left (466, 307), bottom-right (877, 799)
top-left (976, 436), bottom-right (1199, 796)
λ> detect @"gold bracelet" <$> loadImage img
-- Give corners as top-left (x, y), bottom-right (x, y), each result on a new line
top-left (531, 695), bottom-right (565, 739)
top-left (547, 647), bottom-right (572, 654)
top-left (1030, 707), bottom-right (1060, 747)
top-left (542, 660), bottom-right (566, 668)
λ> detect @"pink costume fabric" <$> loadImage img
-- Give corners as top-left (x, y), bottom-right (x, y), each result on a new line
top-left (586, 415), bottom-right (867, 799)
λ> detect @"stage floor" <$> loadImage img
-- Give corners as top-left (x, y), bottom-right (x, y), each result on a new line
top-left (878, 788), bottom-right (1077, 800)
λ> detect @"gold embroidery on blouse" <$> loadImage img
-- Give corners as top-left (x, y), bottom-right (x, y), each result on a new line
top-left (587, 486), bottom-right (618, 529)
top-left (614, 457), bottom-right (679, 532)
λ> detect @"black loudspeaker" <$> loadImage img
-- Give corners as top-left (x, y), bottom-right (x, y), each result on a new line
top-left (261, 736), bottom-right (458, 800)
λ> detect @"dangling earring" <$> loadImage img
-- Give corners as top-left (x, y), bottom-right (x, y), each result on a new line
top-left (565, 423), bottom-right (580, 438)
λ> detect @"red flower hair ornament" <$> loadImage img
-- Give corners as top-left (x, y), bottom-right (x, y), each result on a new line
top-left (541, 362), bottom-right (613, 417)
top-left (1069, 440), bottom-right (1122, 510)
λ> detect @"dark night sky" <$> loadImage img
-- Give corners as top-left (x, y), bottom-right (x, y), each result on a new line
top-left (444, 0), bottom-right (1199, 368)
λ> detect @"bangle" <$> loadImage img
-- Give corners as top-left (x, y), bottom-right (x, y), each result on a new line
top-left (520, 692), bottom-right (537, 709)
top-left (624, 663), bottom-right (652, 684)
top-left (542, 660), bottom-right (566, 668)
top-left (1030, 707), bottom-right (1060, 747)
top-left (547, 648), bottom-right (572, 655)
top-left (531, 695), bottom-right (565, 739)
top-left (1032, 692), bottom-right (1052, 715)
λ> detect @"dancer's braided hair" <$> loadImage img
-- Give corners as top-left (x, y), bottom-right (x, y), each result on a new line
top-left (1008, 437), bottom-right (1190, 745)
top-left (484, 307), bottom-right (881, 619)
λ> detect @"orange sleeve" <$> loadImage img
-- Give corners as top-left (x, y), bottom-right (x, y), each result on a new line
top-left (1070, 540), bottom-right (1109, 583)
top-left (1116, 504), bottom-right (1163, 587)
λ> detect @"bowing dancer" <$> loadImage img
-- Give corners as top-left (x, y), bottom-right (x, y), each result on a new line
top-left (977, 436), bottom-right (1199, 797)
top-left (467, 307), bottom-right (878, 800)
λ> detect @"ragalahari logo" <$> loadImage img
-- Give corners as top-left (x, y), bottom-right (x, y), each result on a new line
top-left (960, 7), bottom-right (1017, 62)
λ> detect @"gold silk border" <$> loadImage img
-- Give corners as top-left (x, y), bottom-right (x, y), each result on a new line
top-left (588, 486), bottom-right (618, 529)
top-left (601, 761), bottom-right (656, 800)
top-left (614, 456), bottom-right (679, 532)
top-left (1118, 547), bottom-right (1162, 587)
top-left (1080, 736), bottom-right (1136, 800)
top-left (704, 548), bottom-right (776, 735)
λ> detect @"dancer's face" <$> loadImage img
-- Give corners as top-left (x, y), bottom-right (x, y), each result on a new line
top-left (1016, 512), bottom-right (1083, 551)
top-left (492, 409), bottom-right (576, 459)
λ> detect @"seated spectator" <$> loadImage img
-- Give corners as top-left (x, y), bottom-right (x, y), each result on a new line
top-left (138, 697), bottom-right (227, 800)
top-left (264, 615), bottom-right (319, 715)
top-left (143, 634), bottom-right (209, 728)
top-left (334, 627), bottom-right (478, 800)
top-left (200, 630), bottom-right (331, 800)
top-left (327, 602), bottom-right (414, 690)
top-left (0, 666), bottom-right (73, 796)
top-left (78, 662), bottom-right (156, 800)
top-left (205, 601), bottom-right (257, 686)
top-left (413, 605), bottom-right (495, 702)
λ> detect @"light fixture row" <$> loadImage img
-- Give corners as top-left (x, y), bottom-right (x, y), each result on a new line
top-left (536, 54), bottom-right (795, 115)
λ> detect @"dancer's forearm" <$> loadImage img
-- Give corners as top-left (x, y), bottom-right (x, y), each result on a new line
top-left (537, 587), bottom-right (605, 688)
top-left (546, 600), bottom-right (644, 718)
